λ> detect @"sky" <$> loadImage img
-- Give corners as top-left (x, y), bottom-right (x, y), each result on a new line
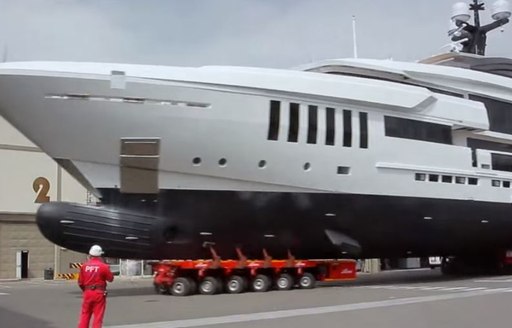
top-left (0, 0), bottom-right (511, 68)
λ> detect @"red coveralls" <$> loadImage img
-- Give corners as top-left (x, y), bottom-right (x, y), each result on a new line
top-left (77, 257), bottom-right (114, 328)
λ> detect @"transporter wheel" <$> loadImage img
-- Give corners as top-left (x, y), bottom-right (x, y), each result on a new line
top-left (170, 277), bottom-right (192, 296)
top-left (275, 273), bottom-right (294, 291)
top-left (199, 276), bottom-right (221, 295)
top-left (154, 283), bottom-right (170, 295)
top-left (251, 274), bottom-right (271, 292)
top-left (186, 277), bottom-right (197, 295)
top-left (298, 272), bottom-right (316, 289)
top-left (226, 275), bottom-right (247, 294)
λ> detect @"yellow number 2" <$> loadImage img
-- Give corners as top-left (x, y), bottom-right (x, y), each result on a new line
top-left (33, 177), bottom-right (50, 203)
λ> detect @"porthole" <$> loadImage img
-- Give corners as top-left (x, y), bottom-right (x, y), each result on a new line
top-left (304, 162), bottom-right (311, 171)
top-left (258, 160), bottom-right (267, 169)
top-left (192, 157), bottom-right (201, 166)
top-left (218, 158), bottom-right (227, 167)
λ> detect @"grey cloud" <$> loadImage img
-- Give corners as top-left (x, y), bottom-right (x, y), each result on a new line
top-left (0, 0), bottom-right (510, 67)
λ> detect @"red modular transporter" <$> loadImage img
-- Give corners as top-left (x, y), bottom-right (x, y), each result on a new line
top-left (152, 248), bottom-right (357, 296)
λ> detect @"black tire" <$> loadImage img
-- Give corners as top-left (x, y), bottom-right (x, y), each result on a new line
top-left (226, 275), bottom-right (247, 294)
top-left (298, 272), bottom-right (316, 289)
top-left (170, 277), bottom-right (192, 296)
top-left (251, 274), bottom-right (271, 292)
top-left (275, 273), bottom-right (294, 291)
top-left (186, 277), bottom-right (197, 295)
top-left (154, 283), bottom-right (169, 294)
top-left (199, 276), bottom-right (220, 295)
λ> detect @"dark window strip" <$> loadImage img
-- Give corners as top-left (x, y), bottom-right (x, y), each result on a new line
top-left (307, 105), bottom-right (318, 144)
top-left (267, 100), bottom-right (280, 141)
top-left (359, 112), bottom-right (368, 149)
top-left (491, 153), bottom-right (512, 172)
top-left (288, 103), bottom-right (299, 143)
top-left (326, 107), bottom-right (335, 146)
top-left (343, 110), bottom-right (352, 147)
top-left (384, 116), bottom-right (452, 144)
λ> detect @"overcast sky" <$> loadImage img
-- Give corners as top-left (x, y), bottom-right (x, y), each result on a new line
top-left (0, 0), bottom-right (510, 68)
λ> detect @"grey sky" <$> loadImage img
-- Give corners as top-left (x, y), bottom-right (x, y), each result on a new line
top-left (0, 0), bottom-right (510, 68)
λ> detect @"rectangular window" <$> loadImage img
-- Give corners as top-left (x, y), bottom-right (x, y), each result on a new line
top-left (326, 107), bottom-right (335, 146)
top-left (429, 174), bottom-right (439, 182)
top-left (415, 173), bottom-right (426, 181)
top-left (491, 153), bottom-right (512, 172)
top-left (307, 105), bottom-right (318, 144)
top-left (384, 116), bottom-right (452, 144)
top-left (468, 138), bottom-right (512, 169)
top-left (343, 110), bottom-right (352, 147)
top-left (468, 177), bottom-right (478, 185)
top-left (267, 100), bottom-right (280, 141)
top-left (455, 177), bottom-right (466, 184)
top-left (504, 181), bottom-right (511, 188)
top-left (492, 180), bottom-right (501, 187)
top-left (442, 175), bottom-right (453, 183)
top-left (337, 166), bottom-right (350, 175)
top-left (288, 103), bottom-right (299, 143)
top-left (359, 112), bottom-right (368, 149)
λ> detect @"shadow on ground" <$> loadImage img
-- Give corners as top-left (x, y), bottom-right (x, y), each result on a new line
top-left (320, 268), bottom-right (484, 288)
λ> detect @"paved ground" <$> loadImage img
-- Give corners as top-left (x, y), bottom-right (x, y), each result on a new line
top-left (2, 269), bottom-right (512, 327)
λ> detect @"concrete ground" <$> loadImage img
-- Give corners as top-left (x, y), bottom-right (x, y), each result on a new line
top-left (2, 269), bottom-right (512, 328)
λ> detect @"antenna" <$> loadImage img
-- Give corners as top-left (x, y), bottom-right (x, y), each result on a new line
top-left (352, 15), bottom-right (358, 58)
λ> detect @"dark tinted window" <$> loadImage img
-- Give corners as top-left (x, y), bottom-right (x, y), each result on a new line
top-left (343, 110), bottom-right (352, 147)
top-left (384, 116), bottom-right (452, 144)
top-left (492, 153), bottom-right (512, 172)
top-left (468, 138), bottom-right (512, 167)
top-left (288, 103), bottom-right (299, 143)
top-left (326, 107), bottom-right (335, 146)
top-left (307, 105), bottom-right (318, 144)
top-left (267, 100), bottom-right (280, 141)
top-left (359, 112), bottom-right (368, 149)
top-left (470, 95), bottom-right (512, 134)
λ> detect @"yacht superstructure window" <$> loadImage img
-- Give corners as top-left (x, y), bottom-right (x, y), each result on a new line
top-left (268, 100), bottom-right (280, 141)
top-left (492, 180), bottom-right (501, 187)
top-left (343, 110), bottom-right (352, 147)
top-left (442, 175), bottom-right (452, 183)
top-left (455, 177), bottom-right (466, 184)
top-left (288, 103), bottom-right (300, 143)
top-left (415, 173), bottom-right (426, 181)
top-left (384, 116), bottom-right (452, 144)
top-left (307, 105), bottom-right (318, 144)
top-left (468, 138), bottom-right (512, 168)
top-left (491, 153), bottom-right (512, 172)
top-left (470, 95), bottom-right (512, 135)
top-left (325, 107), bottom-right (335, 146)
top-left (337, 166), bottom-right (350, 175)
top-left (429, 174), bottom-right (439, 182)
top-left (415, 173), bottom-right (478, 186)
top-left (359, 112), bottom-right (368, 149)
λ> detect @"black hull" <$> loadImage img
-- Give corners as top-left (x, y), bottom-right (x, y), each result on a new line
top-left (36, 189), bottom-right (512, 260)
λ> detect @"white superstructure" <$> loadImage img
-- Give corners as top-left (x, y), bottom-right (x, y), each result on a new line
top-left (0, 54), bottom-right (511, 205)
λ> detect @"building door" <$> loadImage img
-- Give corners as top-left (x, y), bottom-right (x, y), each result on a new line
top-left (16, 250), bottom-right (29, 279)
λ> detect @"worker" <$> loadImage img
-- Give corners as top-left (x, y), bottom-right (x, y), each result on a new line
top-left (77, 244), bottom-right (114, 328)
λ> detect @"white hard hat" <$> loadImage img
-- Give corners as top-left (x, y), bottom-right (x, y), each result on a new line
top-left (89, 245), bottom-right (104, 257)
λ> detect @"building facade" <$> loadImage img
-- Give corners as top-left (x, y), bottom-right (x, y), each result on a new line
top-left (0, 117), bottom-right (87, 279)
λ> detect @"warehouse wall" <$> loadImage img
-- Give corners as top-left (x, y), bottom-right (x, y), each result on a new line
top-left (0, 117), bottom-right (90, 279)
